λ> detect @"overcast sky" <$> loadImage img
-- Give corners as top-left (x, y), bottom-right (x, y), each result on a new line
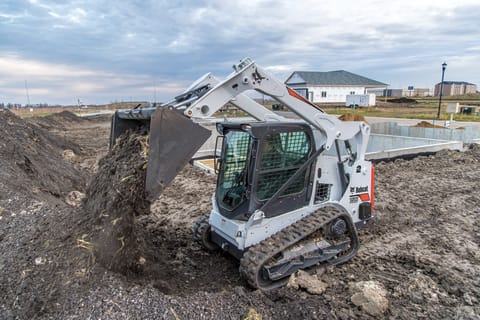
top-left (1, 0), bottom-right (479, 105)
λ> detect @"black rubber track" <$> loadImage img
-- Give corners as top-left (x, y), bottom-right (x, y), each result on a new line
top-left (239, 206), bottom-right (359, 290)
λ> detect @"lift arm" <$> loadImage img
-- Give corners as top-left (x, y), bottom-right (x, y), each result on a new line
top-left (183, 58), bottom-right (370, 157)
top-left (177, 73), bottom-right (284, 122)
top-left (110, 58), bottom-right (369, 201)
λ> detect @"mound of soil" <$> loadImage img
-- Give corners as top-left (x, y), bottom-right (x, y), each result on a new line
top-left (389, 97), bottom-right (417, 103)
top-left (28, 110), bottom-right (87, 130)
top-left (339, 113), bottom-right (367, 122)
top-left (414, 120), bottom-right (446, 128)
top-left (0, 110), bottom-right (84, 199)
top-left (83, 129), bottom-right (151, 274)
top-left (53, 110), bottom-right (86, 122)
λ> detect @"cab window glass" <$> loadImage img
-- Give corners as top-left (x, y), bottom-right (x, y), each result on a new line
top-left (256, 131), bottom-right (311, 200)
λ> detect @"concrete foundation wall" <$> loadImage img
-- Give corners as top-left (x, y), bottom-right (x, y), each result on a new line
top-left (195, 123), bottom-right (466, 164)
top-left (370, 122), bottom-right (480, 143)
top-left (366, 134), bottom-right (463, 160)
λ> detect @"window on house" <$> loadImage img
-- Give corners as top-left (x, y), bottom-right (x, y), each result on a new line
top-left (321, 91), bottom-right (327, 98)
top-left (294, 88), bottom-right (308, 99)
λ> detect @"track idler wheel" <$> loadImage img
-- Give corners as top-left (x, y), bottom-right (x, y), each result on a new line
top-left (329, 218), bottom-right (347, 237)
top-left (193, 215), bottom-right (218, 252)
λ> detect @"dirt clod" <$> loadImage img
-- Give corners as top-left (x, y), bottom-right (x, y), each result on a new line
top-left (350, 281), bottom-right (388, 316)
top-left (243, 308), bottom-right (262, 320)
top-left (65, 190), bottom-right (85, 207)
top-left (62, 149), bottom-right (76, 161)
top-left (287, 270), bottom-right (328, 295)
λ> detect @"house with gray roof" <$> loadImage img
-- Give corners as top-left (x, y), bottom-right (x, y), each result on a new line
top-left (285, 70), bottom-right (388, 103)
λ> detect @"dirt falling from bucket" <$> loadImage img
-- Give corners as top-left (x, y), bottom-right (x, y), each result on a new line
top-left (83, 128), bottom-right (152, 274)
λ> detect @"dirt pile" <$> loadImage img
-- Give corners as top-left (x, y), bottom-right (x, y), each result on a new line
top-left (414, 120), bottom-right (446, 128)
top-left (0, 110), bottom-right (84, 199)
top-left (30, 111), bottom-right (112, 175)
top-left (28, 110), bottom-right (88, 130)
top-left (339, 113), bottom-right (367, 122)
top-left (389, 97), bottom-right (417, 104)
top-left (83, 128), bottom-right (151, 274)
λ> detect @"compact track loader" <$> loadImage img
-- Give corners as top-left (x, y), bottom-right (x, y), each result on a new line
top-left (110, 58), bottom-right (374, 290)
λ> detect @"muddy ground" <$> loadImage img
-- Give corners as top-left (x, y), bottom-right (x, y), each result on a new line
top-left (0, 110), bottom-right (479, 319)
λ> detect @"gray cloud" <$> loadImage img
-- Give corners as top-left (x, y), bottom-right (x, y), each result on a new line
top-left (1, 0), bottom-right (479, 104)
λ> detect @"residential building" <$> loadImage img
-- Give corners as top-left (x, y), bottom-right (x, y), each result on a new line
top-left (285, 70), bottom-right (387, 103)
top-left (368, 88), bottom-right (433, 97)
top-left (434, 81), bottom-right (477, 96)
top-left (404, 88), bottom-right (433, 97)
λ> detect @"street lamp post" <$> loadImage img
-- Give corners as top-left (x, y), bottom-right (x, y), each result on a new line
top-left (437, 62), bottom-right (447, 119)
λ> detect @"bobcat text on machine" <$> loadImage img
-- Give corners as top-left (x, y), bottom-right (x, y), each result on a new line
top-left (110, 58), bottom-right (374, 290)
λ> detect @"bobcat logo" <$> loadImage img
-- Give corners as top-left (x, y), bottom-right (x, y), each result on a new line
top-left (350, 186), bottom-right (368, 193)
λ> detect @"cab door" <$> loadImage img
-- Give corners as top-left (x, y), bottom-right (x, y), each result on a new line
top-left (252, 127), bottom-right (315, 217)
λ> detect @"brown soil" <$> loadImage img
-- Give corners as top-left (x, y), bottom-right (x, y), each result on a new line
top-left (27, 110), bottom-right (90, 131)
top-left (339, 113), bottom-right (367, 122)
top-left (0, 110), bottom-right (479, 319)
top-left (0, 110), bottom-right (84, 200)
top-left (389, 97), bottom-right (417, 104)
top-left (83, 128), bottom-right (151, 274)
top-left (414, 120), bottom-right (446, 128)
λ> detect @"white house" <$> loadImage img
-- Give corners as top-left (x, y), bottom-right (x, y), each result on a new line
top-left (285, 70), bottom-right (387, 103)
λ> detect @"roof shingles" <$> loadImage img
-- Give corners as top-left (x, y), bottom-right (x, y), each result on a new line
top-left (286, 70), bottom-right (387, 87)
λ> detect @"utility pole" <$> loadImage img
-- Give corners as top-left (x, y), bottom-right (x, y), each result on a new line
top-left (153, 84), bottom-right (157, 106)
top-left (24, 80), bottom-right (31, 107)
top-left (437, 62), bottom-right (447, 119)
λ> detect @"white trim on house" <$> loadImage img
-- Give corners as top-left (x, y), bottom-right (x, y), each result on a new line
top-left (288, 84), bottom-right (367, 103)
top-left (285, 71), bottom-right (387, 103)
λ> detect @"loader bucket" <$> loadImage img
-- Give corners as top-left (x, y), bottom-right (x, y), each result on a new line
top-left (110, 107), bottom-right (156, 149)
top-left (145, 108), bottom-right (211, 200)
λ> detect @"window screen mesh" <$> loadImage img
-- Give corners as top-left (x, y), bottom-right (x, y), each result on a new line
top-left (314, 183), bottom-right (332, 203)
top-left (257, 168), bottom-right (307, 200)
top-left (256, 131), bottom-right (311, 201)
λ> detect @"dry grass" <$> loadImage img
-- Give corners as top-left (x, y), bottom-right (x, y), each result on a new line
top-left (323, 95), bottom-right (480, 121)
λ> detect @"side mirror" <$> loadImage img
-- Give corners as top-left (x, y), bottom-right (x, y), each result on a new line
top-left (215, 158), bottom-right (222, 174)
